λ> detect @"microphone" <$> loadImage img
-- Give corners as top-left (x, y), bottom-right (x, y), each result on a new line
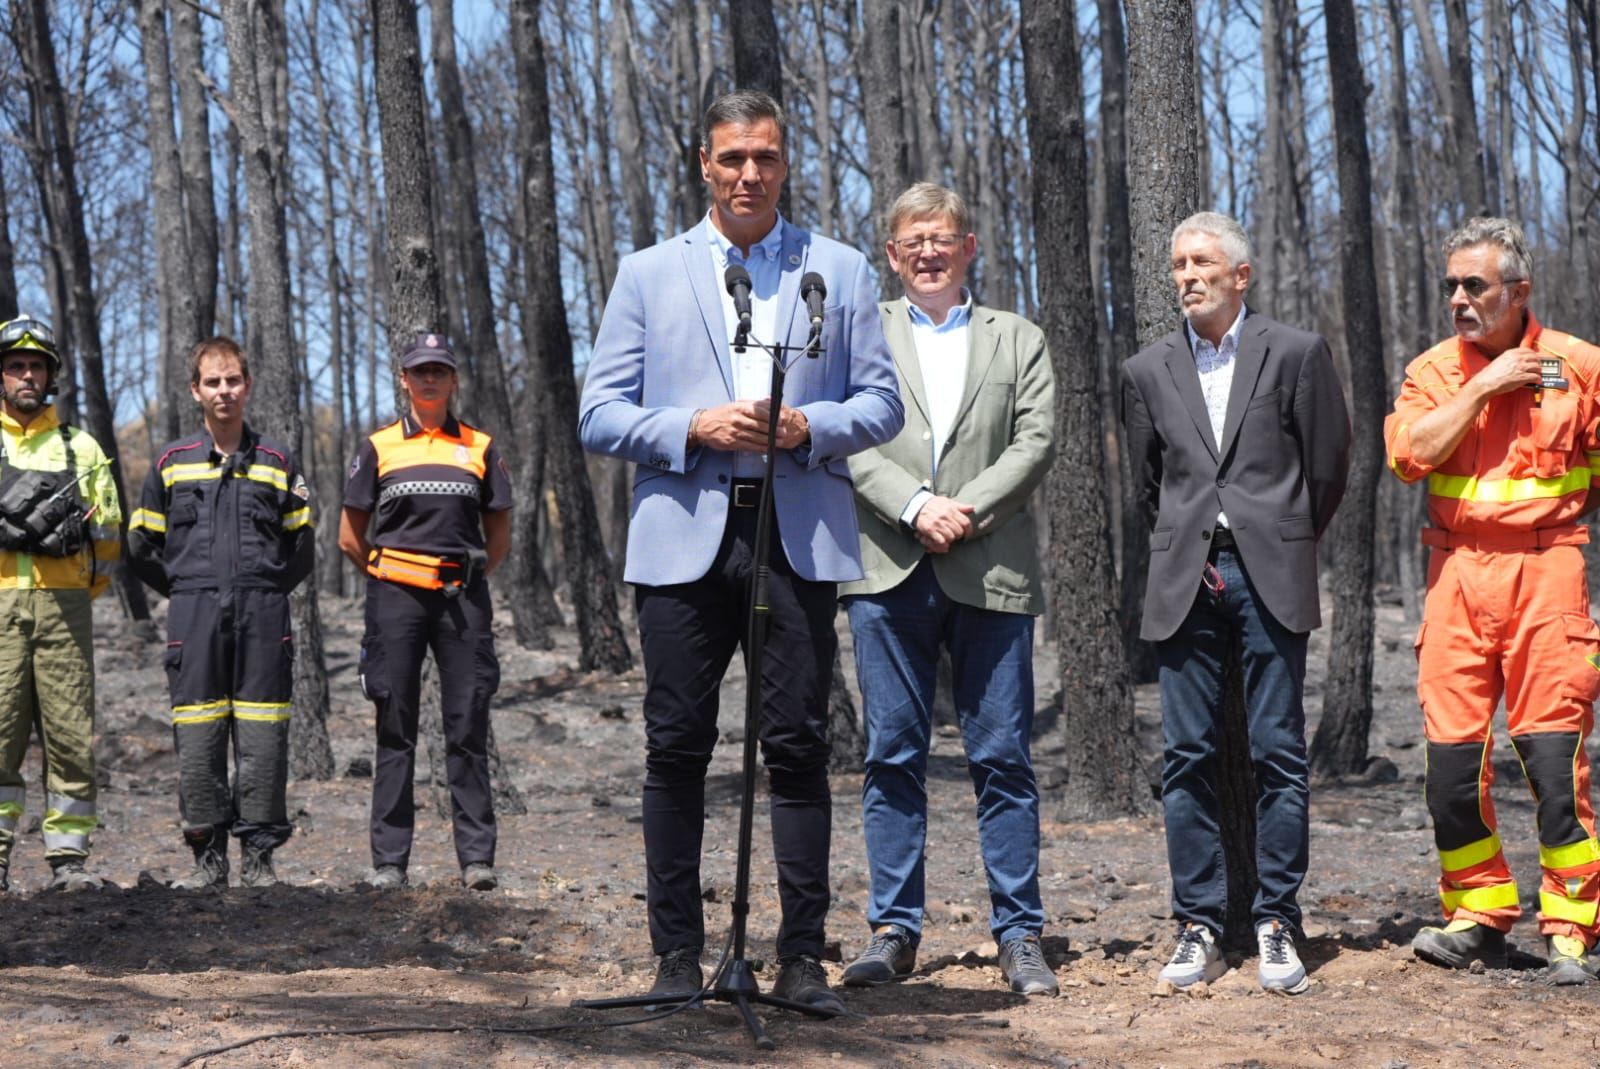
top-left (725, 264), bottom-right (753, 351)
top-left (801, 273), bottom-right (826, 329)
top-left (802, 273), bottom-right (826, 354)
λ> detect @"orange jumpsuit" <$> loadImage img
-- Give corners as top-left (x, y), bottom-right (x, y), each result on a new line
top-left (1386, 312), bottom-right (1600, 945)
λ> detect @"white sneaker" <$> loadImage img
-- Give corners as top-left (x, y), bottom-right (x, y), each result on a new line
top-left (1159, 923), bottom-right (1225, 987)
top-left (1256, 919), bottom-right (1309, 993)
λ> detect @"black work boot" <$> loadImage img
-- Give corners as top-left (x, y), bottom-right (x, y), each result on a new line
top-left (1412, 920), bottom-right (1508, 969)
top-left (172, 827), bottom-right (229, 890)
top-left (240, 840), bottom-right (277, 888)
top-left (48, 857), bottom-right (98, 892)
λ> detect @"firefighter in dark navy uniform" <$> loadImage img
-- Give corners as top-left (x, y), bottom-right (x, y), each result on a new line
top-left (339, 333), bottom-right (512, 892)
top-left (129, 336), bottom-right (314, 889)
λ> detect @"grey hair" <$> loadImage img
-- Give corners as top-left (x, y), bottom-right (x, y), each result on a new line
top-left (1442, 216), bottom-right (1533, 281)
top-left (886, 182), bottom-right (972, 239)
top-left (701, 90), bottom-right (787, 154)
top-left (1171, 211), bottom-right (1253, 271)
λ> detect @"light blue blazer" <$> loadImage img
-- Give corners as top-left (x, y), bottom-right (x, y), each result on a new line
top-left (579, 221), bottom-right (904, 586)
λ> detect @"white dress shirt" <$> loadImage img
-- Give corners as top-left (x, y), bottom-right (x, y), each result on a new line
top-left (899, 291), bottom-right (973, 526)
top-left (1185, 305), bottom-right (1247, 528)
top-left (706, 214), bottom-right (786, 478)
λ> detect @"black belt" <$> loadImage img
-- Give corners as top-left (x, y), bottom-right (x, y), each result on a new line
top-left (731, 480), bottom-right (764, 509)
top-left (1209, 527), bottom-right (1236, 551)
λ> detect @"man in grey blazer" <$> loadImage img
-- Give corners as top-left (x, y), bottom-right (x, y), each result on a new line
top-left (838, 183), bottom-right (1058, 996)
top-left (579, 91), bottom-right (903, 1013)
top-left (1120, 212), bottom-right (1350, 994)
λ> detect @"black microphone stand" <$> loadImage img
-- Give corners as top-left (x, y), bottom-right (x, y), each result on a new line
top-left (573, 325), bottom-right (832, 1050)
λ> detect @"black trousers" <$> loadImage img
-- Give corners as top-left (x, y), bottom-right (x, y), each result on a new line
top-left (634, 507), bottom-right (837, 960)
top-left (164, 589), bottom-right (293, 848)
top-left (360, 576), bottom-right (500, 869)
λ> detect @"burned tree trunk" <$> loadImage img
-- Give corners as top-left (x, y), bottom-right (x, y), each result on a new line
top-left (1022, 0), bottom-right (1142, 819)
top-left (512, 0), bottom-right (632, 674)
top-left (1309, 0), bottom-right (1384, 779)
top-left (138, 0), bottom-right (204, 444)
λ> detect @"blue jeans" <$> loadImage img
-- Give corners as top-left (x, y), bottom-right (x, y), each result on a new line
top-left (845, 557), bottom-right (1044, 945)
top-left (1156, 546), bottom-right (1309, 936)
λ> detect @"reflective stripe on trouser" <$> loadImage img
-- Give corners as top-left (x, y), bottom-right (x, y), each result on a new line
top-left (361, 576), bottom-right (499, 869)
top-left (1416, 543), bottom-right (1600, 941)
top-left (164, 590), bottom-right (294, 848)
top-left (0, 588), bottom-right (97, 864)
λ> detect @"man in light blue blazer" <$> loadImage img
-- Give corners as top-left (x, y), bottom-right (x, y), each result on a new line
top-left (578, 90), bottom-right (903, 1014)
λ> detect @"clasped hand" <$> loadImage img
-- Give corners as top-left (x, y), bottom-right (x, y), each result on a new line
top-left (693, 399), bottom-right (810, 452)
top-left (914, 495), bottom-right (975, 553)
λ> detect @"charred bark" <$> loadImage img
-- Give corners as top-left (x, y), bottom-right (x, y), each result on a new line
top-left (1021, 0), bottom-right (1142, 820)
top-left (1309, 0), bottom-right (1383, 780)
top-left (512, 0), bottom-right (631, 674)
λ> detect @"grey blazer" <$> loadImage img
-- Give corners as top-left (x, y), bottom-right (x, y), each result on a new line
top-left (840, 300), bottom-right (1055, 614)
top-left (1120, 310), bottom-right (1351, 642)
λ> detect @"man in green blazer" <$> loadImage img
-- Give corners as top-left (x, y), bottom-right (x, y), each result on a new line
top-left (839, 183), bottom-right (1057, 996)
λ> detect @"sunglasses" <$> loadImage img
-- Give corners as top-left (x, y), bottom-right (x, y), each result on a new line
top-left (1439, 276), bottom-right (1522, 300)
top-left (0, 317), bottom-right (56, 350)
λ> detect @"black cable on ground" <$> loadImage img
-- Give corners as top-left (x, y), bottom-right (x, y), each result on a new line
top-left (175, 921), bottom-right (861, 1067)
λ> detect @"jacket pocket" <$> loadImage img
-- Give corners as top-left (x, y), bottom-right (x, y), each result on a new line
top-left (1560, 612), bottom-right (1600, 704)
top-left (1526, 391), bottom-right (1579, 478)
top-left (1278, 515), bottom-right (1314, 541)
top-left (1150, 527), bottom-right (1173, 551)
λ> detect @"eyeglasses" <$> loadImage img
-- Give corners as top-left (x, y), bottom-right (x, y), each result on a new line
top-left (893, 234), bottom-right (963, 256)
top-left (1439, 275), bottom-right (1522, 300)
top-left (0, 317), bottom-right (56, 351)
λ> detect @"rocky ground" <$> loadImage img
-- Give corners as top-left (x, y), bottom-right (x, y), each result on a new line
top-left (0, 589), bottom-right (1597, 1069)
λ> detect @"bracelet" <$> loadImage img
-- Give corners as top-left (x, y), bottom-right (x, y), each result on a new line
top-left (688, 408), bottom-right (704, 449)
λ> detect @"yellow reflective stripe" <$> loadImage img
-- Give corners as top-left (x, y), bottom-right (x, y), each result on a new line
top-left (1541, 838), bottom-right (1600, 871)
top-left (1540, 890), bottom-right (1600, 927)
top-left (243, 468), bottom-right (289, 491)
top-left (163, 463), bottom-right (221, 486)
top-left (1587, 452), bottom-right (1600, 477)
top-left (1427, 467), bottom-right (1591, 503)
top-left (1441, 881), bottom-right (1520, 913)
top-left (281, 507), bottom-right (311, 531)
top-left (129, 508), bottom-right (167, 532)
top-left (173, 698), bottom-right (231, 725)
top-left (174, 710), bottom-right (230, 725)
top-left (1440, 834), bottom-right (1503, 874)
top-left (234, 701), bottom-right (291, 723)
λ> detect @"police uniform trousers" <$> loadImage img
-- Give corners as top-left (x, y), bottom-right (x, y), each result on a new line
top-left (1417, 541), bottom-right (1600, 943)
top-left (0, 587), bottom-right (97, 865)
top-left (164, 588), bottom-right (294, 848)
top-left (634, 506), bottom-right (836, 961)
top-left (360, 575), bottom-right (499, 869)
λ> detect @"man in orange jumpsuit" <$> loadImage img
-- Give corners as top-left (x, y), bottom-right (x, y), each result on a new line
top-left (1386, 217), bottom-right (1600, 984)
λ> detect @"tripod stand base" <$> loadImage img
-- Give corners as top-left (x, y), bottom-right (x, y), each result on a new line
top-left (571, 957), bottom-right (842, 1050)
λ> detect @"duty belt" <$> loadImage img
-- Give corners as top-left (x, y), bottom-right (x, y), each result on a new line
top-left (368, 546), bottom-right (467, 592)
top-left (1420, 525), bottom-right (1589, 552)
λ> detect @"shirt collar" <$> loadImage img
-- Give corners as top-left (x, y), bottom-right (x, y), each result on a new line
top-left (208, 422), bottom-right (259, 464)
top-left (0, 402), bottom-right (60, 439)
top-left (704, 213), bottom-right (784, 266)
top-left (1458, 310), bottom-right (1542, 368)
top-left (402, 412), bottom-right (462, 439)
top-left (905, 290), bottom-right (973, 331)
top-left (1185, 304), bottom-right (1248, 355)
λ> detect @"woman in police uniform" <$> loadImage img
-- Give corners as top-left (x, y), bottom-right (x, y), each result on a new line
top-left (338, 333), bottom-right (512, 891)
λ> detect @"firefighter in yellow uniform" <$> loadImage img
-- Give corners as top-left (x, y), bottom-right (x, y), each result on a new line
top-left (0, 316), bottom-right (122, 892)
top-left (339, 333), bottom-right (511, 891)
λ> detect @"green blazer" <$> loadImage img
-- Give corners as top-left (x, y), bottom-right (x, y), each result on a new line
top-left (840, 299), bottom-right (1056, 614)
